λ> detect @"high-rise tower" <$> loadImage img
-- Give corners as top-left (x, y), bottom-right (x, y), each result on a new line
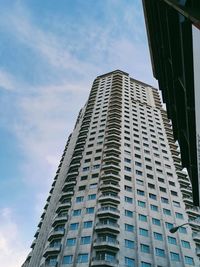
top-left (23, 70), bottom-right (200, 267)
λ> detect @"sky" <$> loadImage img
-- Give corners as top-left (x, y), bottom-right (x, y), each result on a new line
top-left (0, 1), bottom-right (157, 266)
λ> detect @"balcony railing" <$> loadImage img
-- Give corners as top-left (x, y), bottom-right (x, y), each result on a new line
top-left (97, 206), bottom-right (120, 218)
top-left (91, 258), bottom-right (118, 267)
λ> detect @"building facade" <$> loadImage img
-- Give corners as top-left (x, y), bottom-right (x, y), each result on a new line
top-left (142, 0), bottom-right (200, 206)
top-left (23, 70), bottom-right (199, 267)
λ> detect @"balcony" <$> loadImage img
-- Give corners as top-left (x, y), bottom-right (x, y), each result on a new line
top-left (104, 147), bottom-right (120, 155)
top-left (180, 186), bottom-right (192, 195)
top-left (52, 214), bottom-right (68, 227)
top-left (48, 229), bottom-right (65, 241)
top-left (30, 239), bottom-right (36, 249)
top-left (103, 155), bottom-right (120, 162)
top-left (105, 135), bottom-right (121, 142)
top-left (186, 206), bottom-right (200, 217)
top-left (99, 193), bottom-right (120, 204)
top-left (105, 128), bottom-right (121, 136)
top-left (56, 202), bottom-right (71, 213)
top-left (91, 258), bottom-right (118, 267)
top-left (102, 163), bottom-right (120, 172)
top-left (182, 196), bottom-right (193, 204)
top-left (193, 232), bottom-right (200, 243)
top-left (101, 173), bottom-right (120, 182)
top-left (97, 206), bottom-right (120, 218)
top-left (95, 221), bottom-right (120, 233)
top-left (43, 244), bottom-right (61, 258)
top-left (62, 184), bottom-right (74, 194)
top-left (196, 248), bottom-right (200, 257)
top-left (59, 192), bottom-right (74, 202)
top-left (71, 154), bottom-right (82, 161)
top-left (93, 237), bottom-right (119, 250)
top-left (62, 182), bottom-right (76, 192)
top-left (100, 182), bottom-right (120, 192)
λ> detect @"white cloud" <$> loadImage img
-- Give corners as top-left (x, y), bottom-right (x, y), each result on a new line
top-left (0, 208), bottom-right (29, 267)
top-left (0, 70), bottom-right (16, 90)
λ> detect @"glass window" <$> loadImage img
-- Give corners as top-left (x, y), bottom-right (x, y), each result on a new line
top-left (170, 252), bottom-right (180, 261)
top-left (70, 223), bottom-right (79, 230)
top-left (141, 262), bottom-right (151, 267)
top-left (139, 214), bottom-right (147, 222)
top-left (83, 221), bottom-right (92, 228)
top-left (152, 218), bottom-right (161, 226)
top-left (125, 223), bottom-right (134, 232)
top-left (179, 226), bottom-right (187, 234)
top-left (125, 196), bottom-right (133, 203)
top-left (140, 244), bottom-right (150, 253)
top-left (125, 210), bottom-right (133, 217)
top-left (63, 255), bottom-right (73, 264)
top-left (86, 207), bottom-right (94, 214)
top-left (149, 193), bottom-right (156, 200)
top-left (81, 236), bottom-right (91, 245)
top-left (137, 189), bottom-right (145, 196)
top-left (73, 209), bottom-right (81, 216)
top-left (125, 239), bottom-right (135, 249)
top-left (88, 194), bottom-right (96, 200)
top-left (153, 232), bottom-right (163, 240)
top-left (139, 228), bottom-right (148, 237)
top-left (89, 183), bottom-right (97, 189)
top-left (165, 222), bottom-right (173, 229)
top-left (163, 208), bottom-right (171, 216)
top-left (155, 248), bottom-right (165, 257)
top-left (176, 212), bottom-right (183, 219)
top-left (161, 197), bottom-right (169, 204)
top-left (168, 236), bottom-right (177, 245)
top-left (138, 200), bottom-right (146, 208)
top-left (76, 196), bottom-right (84, 203)
top-left (185, 256), bottom-right (194, 265)
top-left (77, 253), bottom-right (89, 263)
top-left (125, 257), bottom-right (135, 266)
top-left (181, 240), bottom-right (191, 249)
top-left (66, 238), bottom-right (76, 246)
top-left (150, 204), bottom-right (158, 211)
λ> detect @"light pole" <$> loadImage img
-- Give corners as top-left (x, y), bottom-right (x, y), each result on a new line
top-left (169, 223), bottom-right (189, 233)
top-left (169, 217), bottom-right (200, 234)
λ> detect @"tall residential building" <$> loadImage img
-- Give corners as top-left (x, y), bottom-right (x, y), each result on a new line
top-left (23, 70), bottom-right (200, 267)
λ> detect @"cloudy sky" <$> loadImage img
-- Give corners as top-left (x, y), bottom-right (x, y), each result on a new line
top-left (0, 0), bottom-right (157, 266)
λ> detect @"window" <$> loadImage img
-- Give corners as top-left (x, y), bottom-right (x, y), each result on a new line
top-left (89, 183), bottom-right (97, 189)
top-left (138, 200), bottom-right (146, 208)
top-left (149, 193), bottom-right (156, 200)
top-left (125, 166), bottom-right (131, 172)
top-left (88, 194), bottom-right (96, 200)
top-left (163, 208), bottom-right (171, 216)
top-left (125, 175), bottom-right (132, 181)
top-left (139, 214), bottom-right (147, 222)
top-left (155, 248), bottom-right (165, 257)
top-left (125, 158), bottom-right (131, 163)
top-left (125, 223), bottom-right (134, 232)
top-left (185, 256), bottom-right (194, 265)
top-left (48, 257), bottom-right (57, 266)
top-left (76, 196), bottom-right (84, 203)
top-left (83, 221), bottom-right (92, 228)
top-left (139, 228), bottom-right (148, 237)
top-left (77, 253), bottom-right (89, 263)
top-left (125, 196), bottom-right (133, 203)
top-left (150, 205), bottom-right (158, 211)
top-left (125, 239), bottom-right (135, 249)
top-left (153, 231), bottom-right (163, 240)
top-left (181, 240), bottom-right (191, 249)
top-left (170, 252), bottom-right (180, 262)
top-left (125, 257), bottom-right (135, 266)
top-left (66, 238), bottom-right (76, 246)
top-left (165, 222), bottom-right (173, 229)
top-left (141, 262), bottom-right (151, 267)
top-left (173, 201), bottom-right (180, 207)
top-left (79, 185), bottom-right (86, 191)
top-left (135, 161), bottom-right (142, 167)
top-left (179, 226), bottom-right (187, 234)
top-left (176, 212), bottom-right (183, 219)
top-left (63, 255), bottom-right (73, 264)
top-left (86, 207), bottom-right (94, 214)
top-left (70, 223), bottom-right (79, 230)
top-left (81, 175), bottom-right (87, 181)
top-left (125, 185), bottom-right (132, 192)
top-left (136, 170), bottom-right (143, 176)
top-left (137, 189), bottom-right (145, 196)
top-left (73, 209), bottom-right (81, 216)
top-left (81, 236), bottom-right (91, 245)
top-left (136, 179), bottom-right (143, 185)
top-left (93, 164), bottom-right (100, 169)
top-left (167, 236), bottom-right (176, 245)
top-left (161, 197), bottom-right (169, 204)
top-left (125, 210), bottom-right (133, 217)
top-left (152, 218), bottom-right (161, 226)
top-left (140, 244), bottom-right (150, 253)
top-left (83, 167), bottom-right (89, 172)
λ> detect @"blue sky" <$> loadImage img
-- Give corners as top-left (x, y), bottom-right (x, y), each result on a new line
top-left (0, 1), bottom-right (157, 266)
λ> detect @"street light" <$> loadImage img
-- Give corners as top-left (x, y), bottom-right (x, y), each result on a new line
top-left (169, 223), bottom-right (189, 233)
top-left (169, 217), bottom-right (200, 234)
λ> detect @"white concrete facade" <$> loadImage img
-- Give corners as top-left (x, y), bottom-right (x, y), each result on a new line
top-left (22, 70), bottom-right (200, 267)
